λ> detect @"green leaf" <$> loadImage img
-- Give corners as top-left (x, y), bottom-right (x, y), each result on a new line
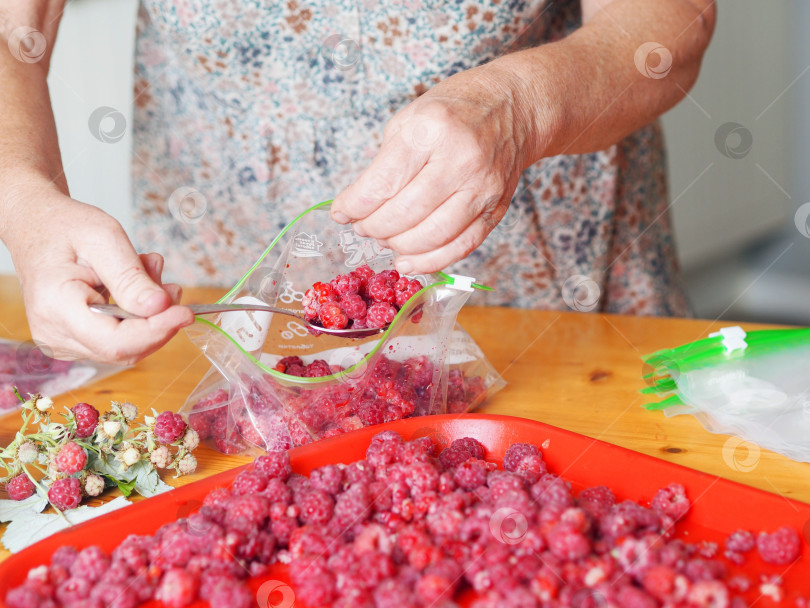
top-left (131, 461), bottom-right (171, 498)
top-left (114, 478), bottom-right (137, 497)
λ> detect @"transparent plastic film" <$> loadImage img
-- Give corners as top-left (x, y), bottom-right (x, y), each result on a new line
top-left (180, 201), bottom-right (505, 454)
top-left (641, 326), bottom-right (810, 463)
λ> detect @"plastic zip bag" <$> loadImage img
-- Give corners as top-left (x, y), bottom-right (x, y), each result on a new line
top-left (179, 201), bottom-right (505, 454)
top-left (641, 326), bottom-right (810, 462)
top-left (0, 338), bottom-right (125, 410)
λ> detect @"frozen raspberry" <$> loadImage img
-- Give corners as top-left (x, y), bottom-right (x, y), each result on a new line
top-left (310, 464), bottom-right (344, 495)
top-left (157, 568), bottom-right (198, 607)
top-left (331, 273), bottom-right (363, 297)
top-left (577, 485), bottom-right (615, 520)
top-left (453, 458), bottom-right (488, 490)
top-left (530, 475), bottom-right (574, 509)
top-left (367, 273), bottom-right (396, 303)
top-left (651, 483), bottom-right (690, 521)
top-left (5, 473), bottom-right (35, 501)
top-left (5, 588), bottom-right (41, 608)
top-left (231, 470), bottom-right (268, 495)
top-left (48, 477), bottom-right (82, 511)
top-left (254, 452), bottom-right (292, 481)
top-left (757, 526), bottom-right (801, 565)
top-left (352, 264), bottom-right (375, 284)
top-left (55, 576), bottom-right (92, 604)
top-left (72, 402), bottom-right (100, 438)
top-left (503, 443), bottom-right (541, 472)
top-left (319, 301), bottom-right (349, 329)
top-left (207, 579), bottom-right (253, 608)
top-left (297, 488), bottom-right (334, 525)
top-left (154, 411), bottom-right (188, 444)
top-left (615, 585), bottom-right (658, 608)
top-left (70, 546), bottom-right (110, 582)
top-left (224, 495), bottom-right (270, 533)
top-left (513, 454), bottom-right (546, 484)
top-left (366, 302), bottom-right (397, 329)
top-left (725, 528), bottom-right (755, 553)
top-left (394, 277), bottom-right (422, 308)
top-left (51, 545), bottom-right (78, 570)
top-left (291, 557), bottom-right (337, 606)
top-left (305, 359), bottom-right (333, 377)
top-left (340, 292), bottom-right (367, 320)
top-left (54, 441), bottom-right (87, 474)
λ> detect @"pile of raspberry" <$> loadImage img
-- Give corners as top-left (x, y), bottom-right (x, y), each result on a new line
top-left (8, 433), bottom-right (804, 608)
top-left (0, 343), bottom-right (73, 409)
top-left (302, 264), bottom-right (423, 330)
top-left (189, 355), bottom-right (485, 454)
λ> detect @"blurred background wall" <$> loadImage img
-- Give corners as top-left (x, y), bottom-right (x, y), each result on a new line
top-left (1, 0), bottom-right (807, 324)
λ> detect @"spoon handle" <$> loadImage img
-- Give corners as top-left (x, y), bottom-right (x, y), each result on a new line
top-left (89, 303), bottom-right (299, 319)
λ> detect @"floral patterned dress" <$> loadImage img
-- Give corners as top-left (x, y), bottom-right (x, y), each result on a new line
top-left (131, 0), bottom-right (690, 316)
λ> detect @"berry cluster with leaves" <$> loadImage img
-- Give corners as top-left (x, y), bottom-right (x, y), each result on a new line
top-left (0, 393), bottom-right (199, 513)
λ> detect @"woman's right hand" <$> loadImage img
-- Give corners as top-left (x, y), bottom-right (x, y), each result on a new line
top-left (2, 185), bottom-right (195, 365)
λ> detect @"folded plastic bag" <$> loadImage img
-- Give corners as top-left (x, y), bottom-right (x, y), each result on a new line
top-left (641, 326), bottom-right (810, 462)
top-left (0, 338), bottom-right (124, 410)
top-left (179, 201), bottom-right (505, 454)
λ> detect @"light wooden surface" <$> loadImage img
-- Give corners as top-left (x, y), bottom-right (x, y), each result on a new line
top-left (1, 274), bottom-right (809, 563)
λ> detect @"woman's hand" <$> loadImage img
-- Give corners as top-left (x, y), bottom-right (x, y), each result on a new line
top-left (330, 63), bottom-right (541, 275)
top-left (332, 0), bottom-right (715, 275)
top-left (3, 185), bottom-right (194, 365)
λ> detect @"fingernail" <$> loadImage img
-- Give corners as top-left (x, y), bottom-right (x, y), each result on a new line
top-left (377, 239), bottom-right (388, 248)
top-left (353, 223), bottom-right (367, 237)
top-left (396, 260), bottom-right (413, 275)
top-left (332, 211), bottom-right (350, 224)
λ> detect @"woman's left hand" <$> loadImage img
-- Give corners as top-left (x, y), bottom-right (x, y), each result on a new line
top-left (330, 63), bottom-right (540, 275)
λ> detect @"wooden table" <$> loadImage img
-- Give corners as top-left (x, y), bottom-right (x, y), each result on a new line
top-left (2, 274), bottom-right (809, 562)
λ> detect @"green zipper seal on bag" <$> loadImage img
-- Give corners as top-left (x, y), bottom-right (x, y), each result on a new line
top-left (195, 200), bottom-right (493, 385)
top-left (640, 327), bottom-right (810, 411)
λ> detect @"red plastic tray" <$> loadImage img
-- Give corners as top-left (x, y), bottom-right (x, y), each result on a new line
top-left (1, 414), bottom-right (809, 604)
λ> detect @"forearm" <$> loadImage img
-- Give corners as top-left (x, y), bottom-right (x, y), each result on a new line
top-left (0, 2), bottom-right (68, 241)
top-left (494, 0), bottom-right (716, 163)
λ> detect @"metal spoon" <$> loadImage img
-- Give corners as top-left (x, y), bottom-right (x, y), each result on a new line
top-left (89, 303), bottom-right (385, 339)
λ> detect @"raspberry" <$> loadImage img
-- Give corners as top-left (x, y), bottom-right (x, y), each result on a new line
top-left (52, 546), bottom-right (78, 570)
top-left (72, 402), bottom-right (100, 438)
top-left (207, 578), bottom-right (253, 608)
top-left (231, 470), bottom-right (268, 495)
top-left (319, 301), bottom-right (349, 329)
top-left (352, 264), bottom-right (375, 284)
top-left (394, 277), bottom-right (422, 308)
top-left (340, 292), bottom-right (367, 320)
top-left (157, 568), bottom-right (198, 607)
top-left (254, 451), bottom-right (292, 480)
top-left (5, 473), bottom-right (35, 500)
top-left (453, 458), bottom-right (488, 490)
top-left (366, 302), bottom-right (397, 329)
top-left (331, 273), bottom-right (362, 297)
top-left (54, 441), bottom-right (87, 474)
top-left (725, 528), bottom-right (755, 553)
top-left (367, 274), bottom-right (395, 303)
top-left (5, 588), bottom-right (41, 608)
top-left (757, 526), bottom-right (801, 565)
top-left (71, 546), bottom-right (110, 582)
top-left (48, 477), bottom-right (82, 511)
top-left (297, 488), bottom-right (334, 525)
top-left (310, 464), bottom-right (344, 495)
top-left (503, 443), bottom-right (540, 472)
top-left (305, 359), bottom-right (333, 377)
top-left (154, 411), bottom-right (188, 444)
top-left (650, 482), bottom-right (690, 521)
top-left (577, 485), bottom-right (615, 520)
top-left (224, 495), bottom-right (270, 533)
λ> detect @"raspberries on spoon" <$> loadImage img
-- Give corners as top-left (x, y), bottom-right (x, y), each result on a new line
top-left (303, 265), bottom-right (422, 330)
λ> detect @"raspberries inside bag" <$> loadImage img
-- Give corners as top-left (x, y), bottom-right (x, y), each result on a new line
top-left (180, 202), bottom-right (505, 454)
